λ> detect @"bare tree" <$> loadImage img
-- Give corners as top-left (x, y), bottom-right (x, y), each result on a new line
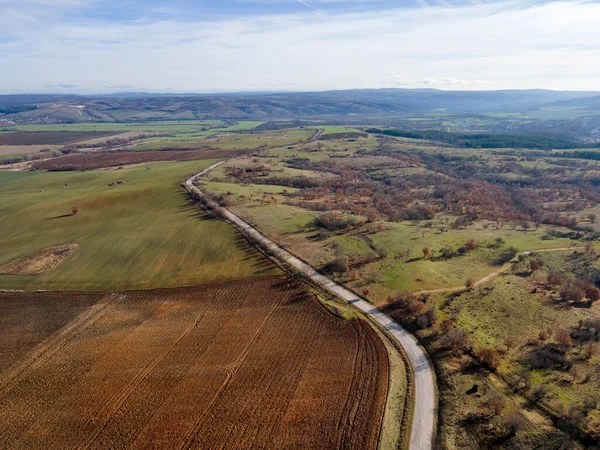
top-left (476, 347), bottom-right (502, 370)
top-left (466, 239), bottom-right (477, 250)
top-left (585, 285), bottom-right (600, 303)
top-left (487, 391), bottom-right (506, 415)
top-left (466, 279), bottom-right (475, 291)
top-left (555, 329), bottom-right (573, 348)
top-left (584, 342), bottom-right (597, 361)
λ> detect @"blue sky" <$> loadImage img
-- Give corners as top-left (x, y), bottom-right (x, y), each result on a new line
top-left (1, 0), bottom-right (599, 93)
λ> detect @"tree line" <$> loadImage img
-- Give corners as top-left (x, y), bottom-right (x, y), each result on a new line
top-left (366, 128), bottom-right (595, 150)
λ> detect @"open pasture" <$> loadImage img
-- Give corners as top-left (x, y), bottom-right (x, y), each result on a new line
top-left (0, 160), bottom-right (277, 291)
top-left (9, 120), bottom-right (226, 133)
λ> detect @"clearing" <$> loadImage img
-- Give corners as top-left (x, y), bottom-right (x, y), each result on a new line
top-left (0, 244), bottom-right (77, 275)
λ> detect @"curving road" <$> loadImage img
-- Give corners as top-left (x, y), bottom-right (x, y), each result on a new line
top-left (185, 161), bottom-right (436, 450)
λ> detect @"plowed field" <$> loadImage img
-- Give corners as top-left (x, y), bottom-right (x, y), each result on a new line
top-left (0, 131), bottom-right (120, 146)
top-left (0, 276), bottom-right (389, 449)
top-left (34, 149), bottom-right (249, 171)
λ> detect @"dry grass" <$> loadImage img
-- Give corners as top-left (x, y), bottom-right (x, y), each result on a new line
top-left (0, 244), bottom-right (77, 275)
top-left (0, 145), bottom-right (63, 156)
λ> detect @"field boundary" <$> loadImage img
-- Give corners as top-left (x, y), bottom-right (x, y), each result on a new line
top-left (185, 161), bottom-right (436, 450)
top-left (370, 314), bottom-right (415, 450)
top-left (287, 278), bottom-right (413, 450)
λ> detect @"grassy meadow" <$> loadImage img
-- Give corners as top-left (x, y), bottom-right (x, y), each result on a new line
top-left (228, 200), bottom-right (579, 302)
top-left (8, 120), bottom-right (226, 133)
top-left (406, 253), bottom-right (600, 449)
top-left (0, 160), bottom-right (278, 291)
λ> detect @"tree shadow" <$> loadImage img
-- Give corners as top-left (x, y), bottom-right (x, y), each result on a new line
top-left (405, 257), bottom-right (422, 264)
top-left (46, 213), bottom-right (75, 220)
top-left (177, 190), bottom-right (220, 221)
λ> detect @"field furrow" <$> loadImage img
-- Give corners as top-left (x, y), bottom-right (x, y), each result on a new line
top-left (0, 276), bottom-right (389, 449)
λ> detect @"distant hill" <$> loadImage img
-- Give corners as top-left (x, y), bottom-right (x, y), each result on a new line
top-left (1, 89), bottom-right (600, 123)
top-left (543, 95), bottom-right (600, 110)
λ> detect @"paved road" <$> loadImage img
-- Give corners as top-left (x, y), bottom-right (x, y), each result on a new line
top-left (185, 161), bottom-right (436, 450)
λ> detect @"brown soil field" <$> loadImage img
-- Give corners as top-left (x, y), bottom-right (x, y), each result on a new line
top-left (0, 291), bottom-right (104, 372)
top-left (0, 244), bottom-right (77, 275)
top-left (76, 131), bottom-right (150, 146)
top-left (0, 275), bottom-right (389, 449)
top-left (0, 131), bottom-right (120, 146)
top-left (34, 149), bottom-right (249, 171)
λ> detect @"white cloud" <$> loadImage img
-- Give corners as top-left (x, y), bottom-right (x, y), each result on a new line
top-left (1, 1), bottom-right (600, 92)
top-left (295, 0), bottom-right (322, 11)
top-left (389, 73), bottom-right (486, 86)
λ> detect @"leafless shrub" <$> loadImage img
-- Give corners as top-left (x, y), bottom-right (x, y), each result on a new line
top-left (476, 347), bottom-right (502, 371)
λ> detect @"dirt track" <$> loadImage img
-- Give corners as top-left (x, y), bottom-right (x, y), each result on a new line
top-left (415, 247), bottom-right (585, 295)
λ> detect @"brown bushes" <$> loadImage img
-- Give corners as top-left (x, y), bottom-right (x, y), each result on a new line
top-left (476, 347), bottom-right (503, 371)
top-left (440, 328), bottom-right (473, 356)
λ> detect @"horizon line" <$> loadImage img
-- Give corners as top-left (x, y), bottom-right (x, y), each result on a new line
top-left (2, 87), bottom-right (600, 97)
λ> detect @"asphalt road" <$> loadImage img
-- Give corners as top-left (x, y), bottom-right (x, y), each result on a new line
top-left (185, 161), bottom-right (436, 450)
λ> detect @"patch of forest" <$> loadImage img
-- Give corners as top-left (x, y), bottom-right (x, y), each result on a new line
top-left (367, 128), bottom-right (600, 150)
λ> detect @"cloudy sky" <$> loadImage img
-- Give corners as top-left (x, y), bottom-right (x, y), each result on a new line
top-left (1, 0), bottom-right (599, 93)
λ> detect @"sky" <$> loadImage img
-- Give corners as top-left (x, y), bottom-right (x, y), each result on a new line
top-left (1, 0), bottom-right (599, 93)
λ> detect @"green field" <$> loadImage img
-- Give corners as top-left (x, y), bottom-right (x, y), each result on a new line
top-left (224, 200), bottom-right (578, 301)
top-left (308, 126), bottom-right (363, 135)
top-left (7, 120), bottom-right (266, 134)
top-left (8, 120), bottom-right (223, 133)
top-left (129, 128), bottom-right (313, 151)
top-left (200, 180), bottom-right (298, 198)
top-left (213, 121), bottom-right (265, 131)
top-left (410, 253), bottom-right (600, 449)
top-left (0, 160), bottom-right (278, 291)
top-left (115, 121), bottom-right (266, 142)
